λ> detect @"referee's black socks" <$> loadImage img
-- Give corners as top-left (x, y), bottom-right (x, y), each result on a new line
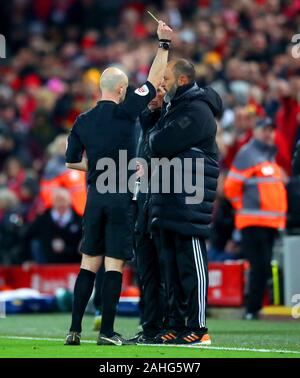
top-left (70, 268), bottom-right (96, 333)
top-left (100, 271), bottom-right (122, 337)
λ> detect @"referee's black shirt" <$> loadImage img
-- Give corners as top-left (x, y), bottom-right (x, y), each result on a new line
top-left (65, 81), bottom-right (156, 185)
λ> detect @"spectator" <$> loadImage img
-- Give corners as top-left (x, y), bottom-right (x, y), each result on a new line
top-left (23, 188), bottom-right (82, 264)
top-left (292, 140), bottom-right (300, 176)
top-left (275, 78), bottom-right (300, 176)
top-left (39, 134), bottom-right (87, 216)
top-left (0, 188), bottom-right (23, 264)
top-left (19, 176), bottom-right (41, 222)
top-left (222, 106), bottom-right (256, 170)
top-left (0, 0), bottom-right (300, 266)
top-left (4, 156), bottom-right (27, 199)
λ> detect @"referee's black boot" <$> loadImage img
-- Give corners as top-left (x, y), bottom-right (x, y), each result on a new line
top-left (65, 331), bottom-right (81, 345)
top-left (97, 332), bottom-right (134, 346)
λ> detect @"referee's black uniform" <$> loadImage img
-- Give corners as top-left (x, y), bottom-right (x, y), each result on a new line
top-left (66, 82), bottom-right (156, 262)
top-left (65, 81), bottom-right (156, 341)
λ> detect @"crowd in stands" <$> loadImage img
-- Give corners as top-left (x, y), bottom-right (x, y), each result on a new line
top-left (0, 0), bottom-right (300, 264)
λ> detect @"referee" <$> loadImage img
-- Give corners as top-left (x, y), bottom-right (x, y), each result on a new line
top-left (64, 21), bottom-right (173, 346)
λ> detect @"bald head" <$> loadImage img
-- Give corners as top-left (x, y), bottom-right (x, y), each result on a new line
top-left (53, 187), bottom-right (71, 204)
top-left (100, 67), bottom-right (128, 92)
top-left (53, 187), bottom-right (71, 215)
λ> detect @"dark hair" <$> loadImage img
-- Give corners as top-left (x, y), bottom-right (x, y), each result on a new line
top-left (172, 59), bottom-right (196, 83)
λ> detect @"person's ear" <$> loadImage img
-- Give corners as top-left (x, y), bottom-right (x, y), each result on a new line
top-left (178, 75), bottom-right (189, 86)
top-left (118, 85), bottom-right (124, 96)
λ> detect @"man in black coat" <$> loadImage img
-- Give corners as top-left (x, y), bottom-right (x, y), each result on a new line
top-left (23, 188), bottom-right (82, 264)
top-left (132, 87), bottom-right (168, 344)
top-left (147, 59), bottom-right (222, 345)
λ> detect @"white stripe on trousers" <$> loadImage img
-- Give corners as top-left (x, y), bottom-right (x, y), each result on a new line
top-left (195, 237), bottom-right (206, 328)
top-left (192, 237), bottom-right (206, 328)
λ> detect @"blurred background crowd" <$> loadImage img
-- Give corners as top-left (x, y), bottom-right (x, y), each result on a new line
top-left (0, 0), bottom-right (300, 265)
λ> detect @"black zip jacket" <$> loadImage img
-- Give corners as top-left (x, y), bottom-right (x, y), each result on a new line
top-left (148, 83), bottom-right (223, 238)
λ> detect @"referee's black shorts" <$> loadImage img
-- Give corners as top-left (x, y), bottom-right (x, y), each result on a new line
top-left (80, 185), bottom-right (134, 261)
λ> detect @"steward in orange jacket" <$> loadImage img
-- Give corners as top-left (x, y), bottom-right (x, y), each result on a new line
top-left (224, 138), bottom-right (287, 230)
top-left (40, 155), bottom-right (87, 216)
top-left (224, 118), bottom-right (287, 318)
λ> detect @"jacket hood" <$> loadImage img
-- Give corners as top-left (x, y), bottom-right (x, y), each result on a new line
top-left (171, 83), bottom-right (223, 118)
top-left (197, 86), bottom-right (223, 118)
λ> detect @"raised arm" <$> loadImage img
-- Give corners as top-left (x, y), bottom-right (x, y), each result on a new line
top-left (147, 21), bottom-right (173, 89)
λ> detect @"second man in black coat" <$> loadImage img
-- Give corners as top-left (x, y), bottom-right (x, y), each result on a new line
top-left (147, 59), bottom-right (222, 345)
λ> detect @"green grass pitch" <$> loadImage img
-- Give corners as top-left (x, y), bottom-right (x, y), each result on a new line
top-left (0, 314), bottom-right (300, 358)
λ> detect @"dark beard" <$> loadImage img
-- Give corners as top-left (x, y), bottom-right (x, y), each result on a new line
top-left (167, 83), bottom-right (178, 100)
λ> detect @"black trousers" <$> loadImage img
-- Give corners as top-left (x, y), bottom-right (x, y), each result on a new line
top-left (241, 226), bottom-right (277, 313)
top-left (135, 233), bottom-right (166, 337)
top-left (160, 229), bottom-right (208, 333)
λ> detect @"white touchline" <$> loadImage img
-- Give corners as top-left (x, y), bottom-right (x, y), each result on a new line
top-left (0, 335), bottom-right (300, 355)
top-left (143, 344), bottom-right (300, 354)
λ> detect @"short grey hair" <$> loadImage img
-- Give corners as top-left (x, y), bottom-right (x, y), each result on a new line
top-left (100, 67), bottom-right (128, 91)
top-left (172, 59), bottom-right (196, 83)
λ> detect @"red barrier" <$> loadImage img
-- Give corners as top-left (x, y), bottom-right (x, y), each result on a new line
top-left (208, 262), bottom-right (245, 307)
top-left (0, 262), bottom-right (245, 306)
top-left (4, 265), bottom-right (79, 293)
top-left (0, 264), bottom-right (133, 294)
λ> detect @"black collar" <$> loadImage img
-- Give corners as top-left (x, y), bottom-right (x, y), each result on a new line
top-left (97, 100), bottom-right (117, 105)
top-left (173, 82), bottom-right (196, 99)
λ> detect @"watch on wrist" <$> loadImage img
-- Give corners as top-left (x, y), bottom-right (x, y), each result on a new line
top-left (159, 41), bottom-right (170, 50)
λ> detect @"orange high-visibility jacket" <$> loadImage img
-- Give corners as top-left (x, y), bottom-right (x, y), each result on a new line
top-left (40, 157), bottom-right (87, 216)
top-left (224, 138), bottom-right (287, 230)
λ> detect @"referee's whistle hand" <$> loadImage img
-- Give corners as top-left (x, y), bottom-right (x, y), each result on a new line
top-left (157, 21), bottom-right (173, 41)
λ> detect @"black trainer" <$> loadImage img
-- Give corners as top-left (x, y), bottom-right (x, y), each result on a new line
top-left (137, 334), bottom-right (158, 344)
top-left (128, 331), bottom-right (143, 343)
top-left (129, 331), bottom-right (158, 345)
top-left (153, 329), bottom-right (179, 344)
top-left (97, 332), bottom-right (134, 346)
top-left (167, 330), bottom-right (211, 345)
top-left (64, 331), bottom-right (81, 345)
